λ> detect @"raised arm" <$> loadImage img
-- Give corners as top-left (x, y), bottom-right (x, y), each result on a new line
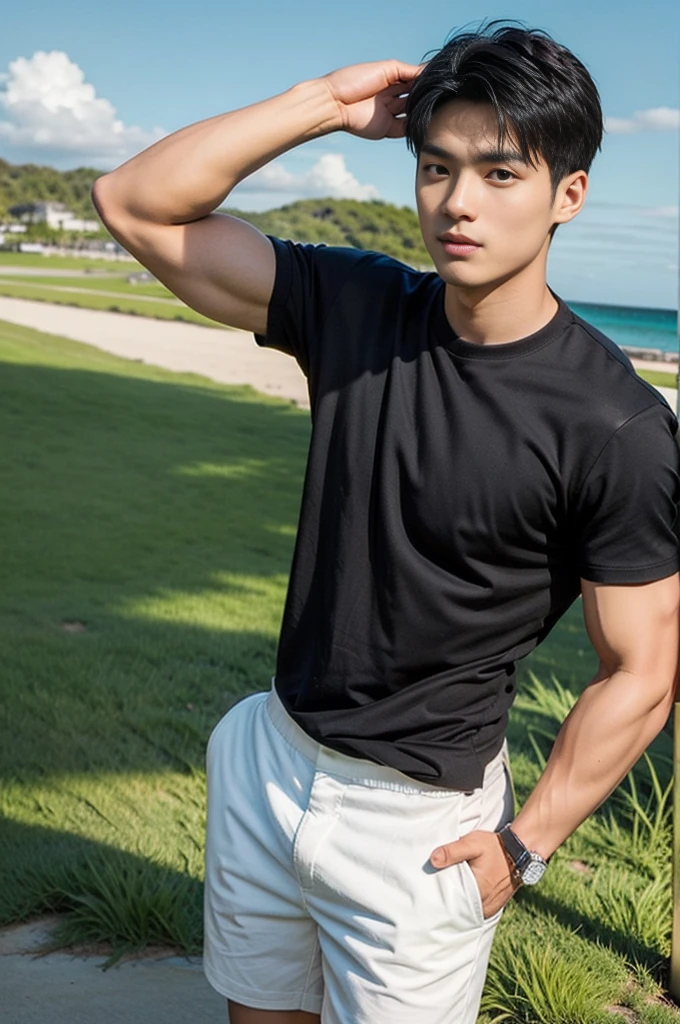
top-left (429, 573), bottom-right (680, 916)
top-left (91, 61), bottom-right (421, 334)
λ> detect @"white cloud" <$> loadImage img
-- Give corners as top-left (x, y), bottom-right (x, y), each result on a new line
top-left (0, 51), bottom-right (165, 166)
top-left (605, 107), bottom-right (680, 134)
top-left (237, 153), bottom-right (380, 201)
top-left (640, 205), bottom-right (679, 219)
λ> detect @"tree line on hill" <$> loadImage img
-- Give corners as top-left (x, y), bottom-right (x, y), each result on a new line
top-left (0, 158), bottom-right (432, 267)
top-left (0, 158), bottom-right (97, 221)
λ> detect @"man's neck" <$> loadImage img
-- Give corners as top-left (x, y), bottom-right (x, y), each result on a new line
top-left (444, 276), bottom-right (559, 346)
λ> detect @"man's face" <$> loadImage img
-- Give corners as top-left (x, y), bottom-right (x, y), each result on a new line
top-left (415, 99), bottom-right (561, 291)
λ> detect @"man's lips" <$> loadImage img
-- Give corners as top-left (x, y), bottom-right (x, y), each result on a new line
top-left (438, 233), bottom-right (481, 246)
top-left (438, 233), bottom-right (482, 256)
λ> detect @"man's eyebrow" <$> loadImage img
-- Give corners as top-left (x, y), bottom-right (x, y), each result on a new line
top-left (420, 142), bottom-right (529, 165)
top-left (472, 148), bottom-right (528, 166)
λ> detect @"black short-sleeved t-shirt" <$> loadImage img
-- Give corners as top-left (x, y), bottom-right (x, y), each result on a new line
top-left (255, 237), bottom-right (680, 790)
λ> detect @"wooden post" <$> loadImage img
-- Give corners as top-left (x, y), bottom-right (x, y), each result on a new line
top-left (671, 319), bottom-right (680, 1002)
top-left (672, 704), bottom-right (680, 1000)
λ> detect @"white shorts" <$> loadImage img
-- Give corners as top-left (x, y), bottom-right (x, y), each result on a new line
top-left (204, 683), bottom-right (514, 1023)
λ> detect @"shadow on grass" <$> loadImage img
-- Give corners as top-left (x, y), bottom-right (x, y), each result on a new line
top-left (518, 885), bottom-right (669, 980)
top-left (1, 352), bottom-right (309, 763)
top-left (1, 344), bottom-right (313, 943)
top-left (0, 816), bottom-right (204, 956)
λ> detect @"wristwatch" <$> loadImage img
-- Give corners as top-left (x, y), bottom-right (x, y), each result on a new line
top-left (497, 824), bottom-right (548, 885)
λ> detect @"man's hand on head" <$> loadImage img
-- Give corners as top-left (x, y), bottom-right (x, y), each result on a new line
top-left (322, 60), bottom-right (423, 140)
top-left (430, 830), bottom-right (521, 920)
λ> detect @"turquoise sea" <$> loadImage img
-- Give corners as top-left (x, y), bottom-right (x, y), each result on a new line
top-left (569, 301), bottom-right (679, 357)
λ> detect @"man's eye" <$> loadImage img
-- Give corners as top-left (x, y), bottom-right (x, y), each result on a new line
top-left (424, 163), bottom-right (448, 175)
top-left (489, 169), bottom-right (515, 182)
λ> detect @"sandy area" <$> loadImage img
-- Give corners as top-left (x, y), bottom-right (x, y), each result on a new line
top-left (0, 296), bottom-right (310, 409)
top-left (0, 296), bottom-right (676, 411)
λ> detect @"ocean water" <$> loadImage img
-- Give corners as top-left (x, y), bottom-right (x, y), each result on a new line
top-left (569, 301), bottom-right (678, 356)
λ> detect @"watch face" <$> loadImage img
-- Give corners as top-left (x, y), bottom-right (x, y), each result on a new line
top-left (521, 855), bottom-right (547, 886)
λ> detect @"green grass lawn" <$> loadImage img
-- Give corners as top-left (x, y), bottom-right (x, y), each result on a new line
top-left (0, 253), bottom-right (142, 272)
top-left (0, 278), bottom-right (219, 326)
top-left (641, 368), bottom-right (679, 390)
top-left (0, 272), bottom-right (177, 299)
top-left (1, 317), bottom-right (678, 1021)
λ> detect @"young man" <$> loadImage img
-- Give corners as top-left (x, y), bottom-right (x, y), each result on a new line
top-left (92, 22), bottom-right (680, 1024)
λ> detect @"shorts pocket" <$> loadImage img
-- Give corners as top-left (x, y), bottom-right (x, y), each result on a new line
top-left (458, 859), bottom-right (504, 928)
top-left (458, 859), bottom-right (484, 926)
top-left (435, 858), bottom-right (487, 931)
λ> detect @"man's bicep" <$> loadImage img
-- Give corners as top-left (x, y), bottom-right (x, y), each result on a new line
top-left (163, 214), bottom-right (276, 332)
top-left (580, 575), bottom-right (680, 691)
top-left (94, 177), bottom-right (276, 332)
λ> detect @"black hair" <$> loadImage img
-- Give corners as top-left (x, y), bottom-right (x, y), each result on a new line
top-left (405, 19), bottom-right (603, 197)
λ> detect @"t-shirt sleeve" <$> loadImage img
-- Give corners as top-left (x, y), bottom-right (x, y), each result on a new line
top-left (575, 403), bottom-right (680, 583)
top-left (254, 236), bottom-right (372, 377)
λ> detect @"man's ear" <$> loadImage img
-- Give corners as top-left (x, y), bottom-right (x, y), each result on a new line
top-left (552, 170), bottom-right (588, 228)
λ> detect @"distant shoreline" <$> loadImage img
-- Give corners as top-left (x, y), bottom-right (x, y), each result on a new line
top-left (570, 299), bottom-right (678, 316)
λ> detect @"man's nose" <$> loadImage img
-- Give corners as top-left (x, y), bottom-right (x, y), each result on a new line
top-left (442, 172), bottom-right (477, 220)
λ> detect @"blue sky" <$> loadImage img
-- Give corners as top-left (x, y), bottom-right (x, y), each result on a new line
top-left (1, 0), bottom-right (678, 308)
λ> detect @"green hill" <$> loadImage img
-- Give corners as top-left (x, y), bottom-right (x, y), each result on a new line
top-left (0, 158), bottom-right (430, 266)
top-left (0, 158), bottom-right (101, 220)
top-left (225, 198), bottom-right (432, 267)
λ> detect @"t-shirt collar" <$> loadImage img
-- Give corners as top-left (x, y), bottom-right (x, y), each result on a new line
top-left (433, 283), bottom-right (574, 360)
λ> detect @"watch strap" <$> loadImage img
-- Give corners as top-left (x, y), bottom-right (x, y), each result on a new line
top-left (498, 823), bottom-right (529, 868)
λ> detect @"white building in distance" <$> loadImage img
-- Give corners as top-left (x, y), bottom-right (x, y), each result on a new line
top-left (8, 201), bottom-right (100, 232)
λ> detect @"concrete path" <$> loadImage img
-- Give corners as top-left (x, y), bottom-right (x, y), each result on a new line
top-left (0, 295), bottom-right (310, 410)
top-left (0, 919), bottom-right (228, 1024)
top-left (652, 384), bottom-right (677, 407)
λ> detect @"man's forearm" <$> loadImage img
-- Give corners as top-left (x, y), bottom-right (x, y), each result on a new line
top-left (93, 78), bottom-right (340, 226)
top-left (511, 669), bottom-right (675, 860)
